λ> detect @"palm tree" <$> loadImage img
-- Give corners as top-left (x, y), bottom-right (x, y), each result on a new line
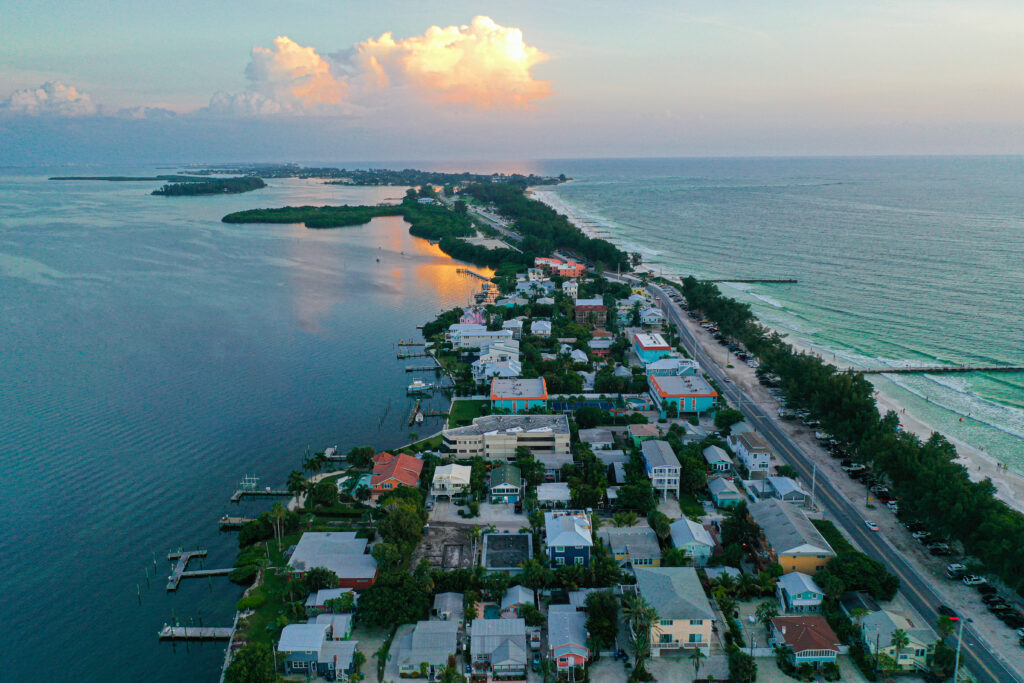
top-left (622, 592), bottom-right (659, 673)
top-left (936, 616), bottom-right (956, 640)
top-left (737, 572), bottom-right (759, 599)
top-left (436, 666), bottom-right (466, 683)
top-left (303, 454), bottom-right (324, 476)
top-left (287, 470), bottom-right (308, 501)
top-left (271, 501), bottom-right (287, 552)
top-left (755, 601), bottom-right (778, 636)
top-left (890, 628), bottom-right (910, 672)
top-left (689, 647), bottom-right (707, 679)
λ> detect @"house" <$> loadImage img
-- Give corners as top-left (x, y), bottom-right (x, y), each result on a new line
top-left (574, 297), bottom-right (607, 327)
top-left (483, 533), bottom-right (533, 574)
top-left (537, 482), bottom-right (573, 508)
top-left (278, 623), bottom-right (358, 678)
top-left (570, 348), bottom-right (589, 364)
top-left (470, 618), bottom-right (528, 679)
top-left (431, 464), bottom-right (472, 500)
top-left (641, 440), bottom-right (681, 498)
top-left (597, 523), bottom-right (662, 568)
top-left (489, 463), bottom-right (523, 503)
top-left (592, 449), bottom-right (629, 467)
top-left (728, 432), bottom-right (772, 479)
top-left (645, 357), bottom-right (700, 376)
top-left (461, 308), bottom-right (486, 325)
top-left (632, 567), bottom-right (715, 655)
top-left (446, 322), bottom-right (486, 343)
top-left (490, 377), bottom-right (548, 413)
top-left (371, 452), bottom-right (423, 498)
top-left (548, 604), bottom-right (590, 671)
top-left (767, 476), bottom-right (810, 506)
top-left (770, 616), bottom-right (840, 668)
top-left (861, 610), bottom-right (937, 672)
top-left (395, 620), bottom-right (459, 680)
top-left (527, 267), bottom-right (544, 282)
top-left (640, 307), bottom-right (665, 325)
top-left (479, 339), bottom-right (521, 364)
top-left (702, 445), bottom-right (732, 472)
top-left (451, 327), bottom-right (515, 349)
top-left (578, 428), bottom-right (614, 450)
top-left (648, 375), bottom-right (718, 416)
top-left (442, 414), bottom-right (571, 461)
top-left (536, 296), bottom-right (555, 305)
top-left (315, 613), bottom-right (353, 640)
top-left (633, 333), bottom-right (672, 364)
top-left (554, 261), bottom-right (586, 278)
top-left (501, 585), bottom-right (535, 618)
top-left (531, 320), bottom-right (552, 337)
top-left (545, 510), bottom-right (593, 567)
top-left (669, 518), bottom-right (714, 566)
top-left (708, 477), bottom-right (745, 508)
top-left (588, 338), bottom-right (613, 357)
top-left (562, 280), bottom-right (578, 298)
top-left (432, 592), bottom-right (465, 627)
top-left (628, 423), bottom-right (661, 447)
top-left (748, 499), bottom-right (836, 575)
top-left (305, 588), bottom-right (357, 616)
top-left (536, 453), bottom-right (573, 481)
top-left (288, 532), bottom-right (378, 588)
top-left (502, 319), bottom-right (525, 339)
top-left (777, 572), bottom-right (824, 613)
top-left (472, 359), bottom-right (523, 382)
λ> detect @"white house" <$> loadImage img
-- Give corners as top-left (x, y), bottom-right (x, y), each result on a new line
top-left (531, 320), bottom-right (552, 337)
top-left (478, 339), bottom-right (520, 364)
top-left (728, 432), bottom-right (772, 479)
top-left (430, 464), bottom-right (473, 500)
top-left (641, 440), bottom-right (681, 498)
top-left (640, 307), bottom-right (665, 325)
top-left (562, 280), bottom-right (578, 298)
top-left (472, 359), bottom-right (523, 382)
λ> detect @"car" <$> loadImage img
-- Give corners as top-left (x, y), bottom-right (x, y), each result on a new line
top-left (865, 520), bottom-right (880, 532)
top-left (946, 562), bottom-right (966, 573)
top-left (1016, 627), bottom-right (1024, 638)
top-left (937, 605), bottom-right (958, 619)
top-left (999, 613), bottom-right (1024, 628)
top-left (963, 575), bottom-right (986, 586)
top-left (912, 531), bottom-right (932, 541)
top-left (977, 584), bottom-right (998, 596)
top-left (983, 595), bottom-right (1006, 605)
top-left (986, 602), bottom-right (1010, 613)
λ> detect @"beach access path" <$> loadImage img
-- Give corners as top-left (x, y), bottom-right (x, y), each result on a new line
top-left (637, 276), bottom-right (1023, 683)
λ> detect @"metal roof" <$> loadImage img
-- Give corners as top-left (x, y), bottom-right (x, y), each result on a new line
top-left (670, 518), bottom-right (714, 549)
top-left (641, 440), bottom-right (680, 469)
top-left (278, 623), bottom-right (329, 652)
top-left (633, 567), bottom-right (715, 621)
top-left (748, 499), bottom-right (835, 557)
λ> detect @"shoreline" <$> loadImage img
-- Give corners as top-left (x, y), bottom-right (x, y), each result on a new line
top-left (530, 185), bottom-right (1024, 515)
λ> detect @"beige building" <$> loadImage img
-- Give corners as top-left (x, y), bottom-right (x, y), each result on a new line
top-left (430, 464), bottom-right (472, 500)
top-left (633, 567), bottom-right (715, 655)
top-left (862, 609), bottom-right (937, 672)
top-left (442, 414), bottom-right (571, 461)
top-left (749, 499), bottom-right (835, 575)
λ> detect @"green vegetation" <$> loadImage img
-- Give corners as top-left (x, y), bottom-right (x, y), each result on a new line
top-left (224, 642), bottom-right (275, 683)
top-left (49, 174), bottom-right (206, 182)
top-left (223, 204), bottom-right (403, 228)
top-left (447, 399), bottom-right (489, 427)
top-left (188, 163), bottom-right (564, 186)
top-left (153, 176), bottom-right (266, 196)
top-left (585, 590), bottom-right (620, 649)
top-left (679, 275), bottom-right (1024, 594)
top-left (812, 519), bottom-right (899, 601)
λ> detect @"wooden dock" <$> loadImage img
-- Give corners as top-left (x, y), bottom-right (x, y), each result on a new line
top-left (397, 352), bottom-right (429, 359)
top-left (229, 488), bottom-right (291, 503)
top-left (456, 268), bottom-right (490, 280)
top-left (166, 549), bottom-right (232, 591)
top-left (703, 278), bottom-right (798, 284)
top-left (409, 399), bottom-right (422, 426)
top-left (860, 365), bottom-right (1024, 375)
top-left (218, 515), bottom-right (255, 529)
top-left (397, 340), bottom-right (425, 346)
top-left (405, 365), bottom-right (441, 372)
top-left (159, 625), bottom-right (234, 641)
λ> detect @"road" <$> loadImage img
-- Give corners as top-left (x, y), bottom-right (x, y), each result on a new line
top-left (465, 205), bottom-right (524, 243)
top-left (636, 276), bottom-right (1019, 683)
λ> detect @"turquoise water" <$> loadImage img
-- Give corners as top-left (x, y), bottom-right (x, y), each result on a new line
top-left (0, 171), bottom-right (485, 681)
top-left (542, 157), bottom-right (1024, 473)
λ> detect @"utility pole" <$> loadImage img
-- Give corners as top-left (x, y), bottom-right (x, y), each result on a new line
top-left (811, 463), bottom-right (817, 510)
top-left (953, 617), bottom-right (970, 682)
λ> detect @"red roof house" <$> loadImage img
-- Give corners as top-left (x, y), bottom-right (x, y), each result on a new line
top-left (371, 452), bottom-right (424, 498)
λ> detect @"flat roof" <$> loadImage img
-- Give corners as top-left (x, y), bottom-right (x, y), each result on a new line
top-left (491, 377), bottom-right (548, 401)
top-left (574, 297), bottom-right (605, 308)
top-left (484, 533), bottom-right (532, 570)
top-left (633, 332), bottom-right (669, 350)
top-left (629, 423), bottom-right (660, 437)
top-left (537, 482), bottom-right (572, 502)
top-left (289, 532), bottom-right (378, 579)
top-left (578, 428), bottom-right (614, 444)
top-left (649, 374), bottom-right (717, 397)
top-left (444, 413), bottom-right (570, 437)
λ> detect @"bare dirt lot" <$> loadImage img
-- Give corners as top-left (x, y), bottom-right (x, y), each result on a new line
top-left (412, 523), bottom-right (473, 570)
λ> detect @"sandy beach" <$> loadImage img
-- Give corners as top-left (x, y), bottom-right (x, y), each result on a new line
top-left (531, 186), bottom-right (1024, 515)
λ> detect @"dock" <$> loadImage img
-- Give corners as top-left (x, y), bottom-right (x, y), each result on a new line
top-left (166, 550), bottom-right (233, 591)
top-left (397, 340), bottom-right (425, 346)
top-left (229, 488), bottom-right (290, 503)
top-left (409, 399), bottom-right (422, 426)
top-left (456, 268), bottom-right (490, 280)
top-left (703, 278), bottom-right (798, 284)
top-left (218, 515), bottom-right (255, 529)
top-left (859, 365), bottom-right (1024, 375)
top-left (159, 625), bottom-right (234, 641)
top-left (398, 352), bottom-right (429, 359)
top-left (405, 365), bottom-right (442, 372)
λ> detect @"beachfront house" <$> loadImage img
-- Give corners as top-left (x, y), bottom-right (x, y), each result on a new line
top-left (545, 510), bottom-right (593, 567)
top-left (305, 588), bottom-right (357, 617)
top-left (288, 532), bottom-right (379, 588)
top-left (632, 567), bottom-right (715, 655)
top-left (641, 439), bottom-right (681, 498)
top-left (470, 618), bottom-right (528, 679)
top-left (371, 451), bottom-right (423, 498)
top-left (490, 377), bottom-right (548, 413)
top-left (648, 374), bottom-right (718, 417)
top-left (430, 464), bottom-right (472, 500)
top-left (669, 518), bottom-right (715, 566)
top-left (770, 616), bottom-right (841, 668)
top-left (749, 499), bottom-right (836, 575)
top-left (278, 623), bottom-right (358, 678)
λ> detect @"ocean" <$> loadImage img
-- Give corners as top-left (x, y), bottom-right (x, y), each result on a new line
top-left (535, 156), bottom-right (1024, 474)
top-left (0, 172), bottom-right (485, 681)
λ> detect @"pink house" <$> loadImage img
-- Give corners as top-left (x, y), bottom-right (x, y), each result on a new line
top-left (548, 605), bottom-right (589, 671)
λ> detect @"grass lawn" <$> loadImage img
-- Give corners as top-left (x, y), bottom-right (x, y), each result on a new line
top-left (812, 518), bottom-right (856, 554)
top-left (448, 398), bottom-right (489, 427)
top-left (678, 493), bottom-right (706, 518)
top-left (399, 433), bottom-right (443, 454)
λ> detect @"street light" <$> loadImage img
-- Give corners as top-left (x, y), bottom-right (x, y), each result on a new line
top-left (953, 616), bottom-right (972, 682)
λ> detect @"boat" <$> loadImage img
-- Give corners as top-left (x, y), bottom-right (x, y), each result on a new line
top-left (415, 412), bottom-right (424, 424)
top-left (407, 379), bottom-right (434, 394)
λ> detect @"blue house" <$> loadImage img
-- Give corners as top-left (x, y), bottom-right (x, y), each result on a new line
top-left (648, 374), bottom-right (718, 417)
top-left (545, 511), bottom-right (593, 568)
top-left (708, 477), bottom-right (745, 508)
top-left (489, 464), bottom-right (523, 503)
top-left (278, 623), bottom-right (357, 678)
top-left (633, 333), bottom-right (673, 364)
top-left (777, 572), bottom-right (824, 613)
top-left (491, 377), bottom-right (548, 413)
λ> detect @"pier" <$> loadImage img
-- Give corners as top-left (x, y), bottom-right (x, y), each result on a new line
top-left (456, 268), bottom-right (490, 280)
top-left (405, 365), bottom-right (442, 372)
top-left (229, 488), bottom-right (291, 503)
top-left (859, 365), bottom-right (1024, 375)
top-left (218, 515), bottom-right (255, 529)
top-left (397, 340), bottom-right (425, 346)
top-left (409, 399), bottom-right (421, 426)
top-left (159, 625), bottom-right (234, 641)
top-left (166, 550), bottom-right (233, 591)
top-left (398, 351), bottom-right (429, 359)
top-left (703, 278), bottom-right (798, 284)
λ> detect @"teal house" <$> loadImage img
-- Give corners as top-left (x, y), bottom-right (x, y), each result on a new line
top-left (708, 477), bottom-right (745, 508)
top-left (648, 375), bottom-right (718, 417)
top-left (489, 464), bottom-right (523, 503)
top-left (633, 333), bottom-right (673, 364)
top-left (490, 377), bottom-right (548, 414)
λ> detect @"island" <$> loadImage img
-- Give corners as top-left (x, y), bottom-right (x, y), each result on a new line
top-left (152, 176), bottom-right (266, 196)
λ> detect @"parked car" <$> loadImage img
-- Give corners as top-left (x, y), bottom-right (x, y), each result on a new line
top-left (912, 531), bottom-right (932, 541)
top-left (982, 595), bottom-right (1006, 605)
top-left (937, 605), bottom-right (958, 619)
top-left (963, 575), bottom-right (986, 586)
top-left (865, 520), bottom-right (880, 532)
top-left (999, 613), bottom-right (1024, 629)
top-left (977, 584), bottom-right (998, 596)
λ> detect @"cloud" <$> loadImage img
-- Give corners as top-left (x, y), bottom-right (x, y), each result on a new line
top-left (207, 36), bottom-right (346, 116)
top-left (351, 16), bottom-right (552, 110)
top-left (2, 81), bottom-right (97, 117)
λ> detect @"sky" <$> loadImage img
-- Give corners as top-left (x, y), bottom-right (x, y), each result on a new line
top-left (2, 0), bottom-right (1024, 163)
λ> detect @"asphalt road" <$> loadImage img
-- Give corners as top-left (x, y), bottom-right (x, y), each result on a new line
top-left (639, 278), bottom-right (1019, 683)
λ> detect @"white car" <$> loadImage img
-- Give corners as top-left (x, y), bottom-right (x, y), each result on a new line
top-left (865, 520), bottom-right (879, 531)
top-left (962, 575), bottom-right (986, 586)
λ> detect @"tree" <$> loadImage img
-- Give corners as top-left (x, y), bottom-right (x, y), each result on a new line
top-left (309, 479), bottom-right (338, 507)
top-left (521, 602), bottom-right (545, 627)
top-left (714, 408), bottom-right (745, 432)
top-left (647, 511), bottom-right (671, 542)
top-left (575, 405), bottom-right (609, 429)
top-left (622, 592), bottom-right (658, 674)
top-left (287, 469), bottom-right (308, 498)
top-left (936, 615), bottom-right (956, 640)
top-left (775, 464), bottom-right (800, 479)
top-left (304, 567), bottom-right (340, 592)
top-left (890, 628), bottom-right (910, 670)
top-left (661, 547), bottom-right (689, 567)
top-left (270, 501), bottom-right (287, 552)
top-left (613, 511), bottom-right (639, 527)
top-left (755, 601), bottom-right (778, 634)
top-left (224, 642), bottom-right (275, 683)
top-left (689, 647), bottom-right (707, 680)
top-left (437, 665), bottom-right (467, 683)
top-left (728, 649), bottom-right (758, 683)
top-left (346, 445), bottom-right (376, 468)
top-left (585, 590), bottom-right (620, 649)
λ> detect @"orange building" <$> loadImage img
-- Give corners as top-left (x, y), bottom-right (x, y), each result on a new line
top-left (371, 452), bottom-right (424, 499)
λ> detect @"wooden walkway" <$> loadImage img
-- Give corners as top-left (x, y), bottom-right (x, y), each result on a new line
top-left (159, 625), bottom-right (233, 641)
top-left (703, 278), bottom-right (798, 283)
top-left (456, 268), bottom-right (490, 280)
top-left (229, 488), bottom-right (290, 503)
top-left (397, 352), bottom-right (429, 359)
top-left (397, 340), bottom-right (425, 346)
top-left (218, 515), bottom-right (255, 529)
top-left (166, 549), bottom-right (232, 591)
top-left (405, 365), bottom-right (441, 372)
top-left (860, 365), bottom-right (1024, 375)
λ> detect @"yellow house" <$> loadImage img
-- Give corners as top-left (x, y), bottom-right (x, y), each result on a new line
top-left (862, 610), bottom-right (937, 672)
top-left (749, 499), bottom-right (835, 575)
top-left (596, 523), bottom-right (662, 568)
top-left (634, 567), bottom-right (714, 655)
